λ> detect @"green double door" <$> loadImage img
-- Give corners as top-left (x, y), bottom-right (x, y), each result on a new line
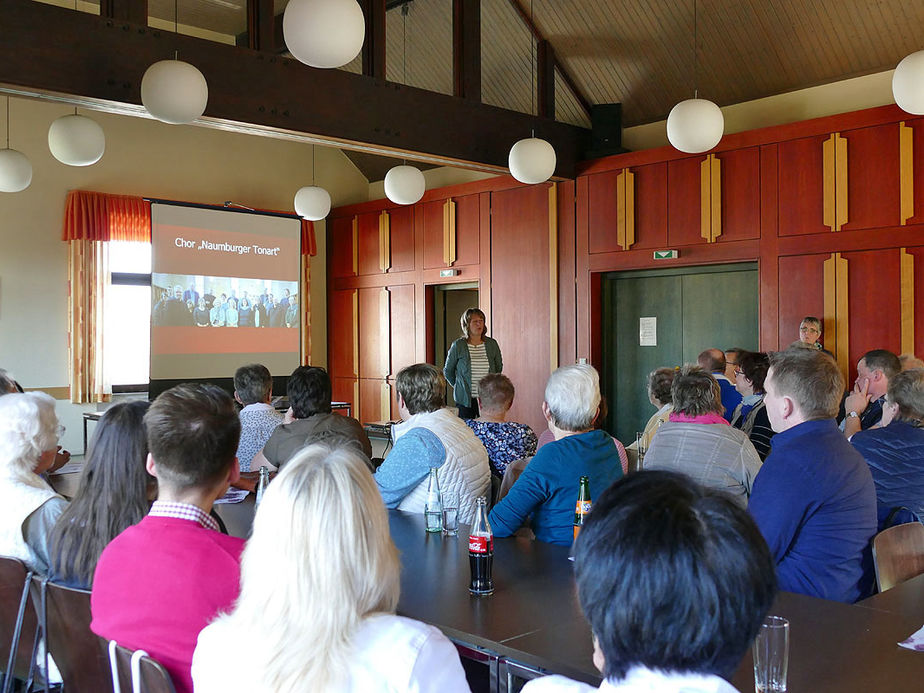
top-left (602, 263), bottom-right (759, 445)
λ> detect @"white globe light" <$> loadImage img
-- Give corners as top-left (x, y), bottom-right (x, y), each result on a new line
top-left (294, 185), bottom-right (332, 220)
top-left (141, 60), bottom-right (209, 125)
top-left (48, 114), bottom-right (106, 166)
top-left (0, 149), bottom-right (33, 193)
top-left (893, 50), bottom-right (924, 115)
top-left (283, 0), bottom-right (366, 69)
top-left (666, 98), bottom-right (724, 154)
top-left (508, 137), bottom-right (557, 184)
top-left (384, 165), bottom-right (426, 205)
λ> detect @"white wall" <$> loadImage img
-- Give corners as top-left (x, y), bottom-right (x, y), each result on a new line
top-left (0, 97), bottom-right (368, 453)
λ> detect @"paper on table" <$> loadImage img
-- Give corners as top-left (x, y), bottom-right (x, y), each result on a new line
top-left (214, 488), bottom-right (249, 504)
top-left (898, 624), bottom-right (924, 651)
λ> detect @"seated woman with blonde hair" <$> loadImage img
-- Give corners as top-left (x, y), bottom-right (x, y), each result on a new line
top-left (192, 440), bottom-right (470, 693)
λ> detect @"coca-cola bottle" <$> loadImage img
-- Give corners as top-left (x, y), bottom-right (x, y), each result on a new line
top-left (468, 496), bottom-right (494, 595)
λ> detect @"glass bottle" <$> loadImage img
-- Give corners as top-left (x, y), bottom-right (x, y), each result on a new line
top-left (424, 467), bottom-right (443, 533)
top-left (255, 465), bottom-right (270, 507)
top-left (469, 496), bottom-right (494, 595)
top-left (573, 475), bottom-right (592, 540)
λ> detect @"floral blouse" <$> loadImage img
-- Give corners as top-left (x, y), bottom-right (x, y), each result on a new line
top-left (465, 420), bottom-right (538, 476)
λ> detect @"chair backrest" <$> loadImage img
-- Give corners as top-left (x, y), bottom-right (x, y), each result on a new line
top-left (108, 642), bottom-right (177, 693)
top-left (872, 522), bottom-right (924, 591)
top-left (497, 457), bottom-right (530, 503)
top-left (0, 556), bottom-right (37, 691)
top-left (29, 577), bottom-right (112, 691)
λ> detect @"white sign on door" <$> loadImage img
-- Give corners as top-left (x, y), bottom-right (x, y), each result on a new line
top-left (639, 317), bottom-right (657, 347)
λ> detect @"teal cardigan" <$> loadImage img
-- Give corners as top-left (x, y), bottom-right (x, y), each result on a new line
top-left (443, 336), bottom-right (503, 408)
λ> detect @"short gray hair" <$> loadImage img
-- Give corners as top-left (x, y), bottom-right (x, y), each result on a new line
top-left (396, 364), bottom-right (445, 414)
top-left (887, 368), bottom-right (924, 424)
top-left (234, 363), bottom-right (273, 405)
top-left (545, 364), bottom-right (601, 432)
top-left (672, 365), bottom-right (723, 417)
top-left (0, 392), bottom-right (58, 475)
top-left (768, 348), bottom-right (843, 420)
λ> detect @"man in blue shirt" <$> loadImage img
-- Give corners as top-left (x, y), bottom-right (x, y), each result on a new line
top-left (749, 348), bottom-right (877, 602)
top-left (489, 364), bottom-right (623, 546)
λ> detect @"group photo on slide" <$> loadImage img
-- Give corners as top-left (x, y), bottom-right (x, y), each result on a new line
top-left (152, 274), bottom-right (299, 329)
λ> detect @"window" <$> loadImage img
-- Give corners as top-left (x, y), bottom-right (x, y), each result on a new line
top-left (107, 241), bottom-right (152, 390)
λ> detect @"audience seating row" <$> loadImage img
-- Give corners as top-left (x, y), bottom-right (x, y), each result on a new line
top-left (0, 556), bottom-right (174, 693)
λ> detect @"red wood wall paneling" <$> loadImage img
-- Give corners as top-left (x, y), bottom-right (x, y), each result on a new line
top-left (388, 206), bottom-right (416, 273)
top-left (778, 135), bottom-right (828, 236)
top-left (842, 124), bottom-right (900, 232)
top-left (490, 184), bottom-right (551, 435)
top-left (718, 147), bottom-right (761, 242)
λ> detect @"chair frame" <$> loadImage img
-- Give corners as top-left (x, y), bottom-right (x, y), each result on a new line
top-left (0, 557), bottom-right (37, 693)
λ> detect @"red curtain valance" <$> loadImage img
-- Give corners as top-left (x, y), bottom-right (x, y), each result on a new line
top-left (63, 190), bottom-right (317, 256)
top-left (62, 190), bottom-right (151, 243)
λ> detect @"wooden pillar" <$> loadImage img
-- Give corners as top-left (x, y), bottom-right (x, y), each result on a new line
top-left (453, 0), bottom-right (481, 101)
top-left (246, 0), bottom-right (274, 52)
top-left (537, 39), bottom-right (555, 119)
top-left (361, 0), bottom-right (386, 80)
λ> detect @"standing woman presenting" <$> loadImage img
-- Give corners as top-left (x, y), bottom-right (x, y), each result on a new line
top-left (444, 308), bottom-right (503, 419)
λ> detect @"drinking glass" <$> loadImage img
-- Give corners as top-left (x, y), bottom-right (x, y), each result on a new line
top-left (442, 491), bottom-right (460, 536)
top-left (753, 615), bottom-right (789, 693)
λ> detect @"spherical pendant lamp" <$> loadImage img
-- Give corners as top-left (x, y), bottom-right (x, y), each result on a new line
top-left (283, 0), bottom-right (366, 69)
top-left (48, 114), bottom-right (106, 166)
top-left (508, 137), bottom-right (556, 185)
top-left (893, 50), bottom-right (924, 115)
top-left (0, 149), bottom-right (33, 192)
top-left (666, 98), bottom-right (724, 154)
top-left (294, 185), bottom-right (332, 221)
top-left (384, 165), bottom-right (426, 205)
top-left (141, 59), bottom-right (209, 125)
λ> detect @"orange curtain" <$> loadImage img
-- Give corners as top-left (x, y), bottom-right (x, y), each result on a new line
top-left (63, 191), bottom-right (149, 403)
top-left (62, 190), bottom-right (150, 242)
top-left (67, 239), bottom-right (110, 404)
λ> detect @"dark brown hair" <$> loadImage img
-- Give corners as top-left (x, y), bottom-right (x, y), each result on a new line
top-left (144, 383), bottom-right (241, 488)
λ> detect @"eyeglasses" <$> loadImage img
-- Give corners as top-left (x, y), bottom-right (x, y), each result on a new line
top-left (799, 326), bottom-right (819, 334)
top-left (734, 369), bottom-right (745, 377)
top-left (55, 424), bottom-right (66, 441)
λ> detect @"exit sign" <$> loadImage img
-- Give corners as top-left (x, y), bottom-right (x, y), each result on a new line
top-left (653, 250), bottom-right (679, 260)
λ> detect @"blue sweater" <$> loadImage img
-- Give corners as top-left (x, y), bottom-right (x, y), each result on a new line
top-left (749, 419), bottom-right (877, 603)
top-left (851, 420), bottom-right (924, 525)
top-left (488, 429), bottom-right (623, 546)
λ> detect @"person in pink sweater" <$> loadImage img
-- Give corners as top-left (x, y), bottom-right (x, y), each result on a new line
top-left (91, 383), bottom-right (244, 693)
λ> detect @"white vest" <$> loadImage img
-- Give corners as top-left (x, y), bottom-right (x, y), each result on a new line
top-left (393, 408), bottom-right (491, 524)
top-left (0, 472), bottom-right (61, 569)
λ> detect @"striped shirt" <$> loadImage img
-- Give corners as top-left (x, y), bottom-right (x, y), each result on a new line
top-left (149, 500), bottom-right (219, 531)
top-left (468, 343), bottom-right (490, 397)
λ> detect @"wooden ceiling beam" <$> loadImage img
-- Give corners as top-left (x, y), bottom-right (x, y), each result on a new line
top-left (100, 0), bottom-right (147, 26)
top-left (506, 0), bottom-right (591, 117)
top-left (361, 0), bottom-right (387, 80)
top-left (0, 0), bottom-right (588, 176)
top-left (453, 0), bottom-right (481, 101)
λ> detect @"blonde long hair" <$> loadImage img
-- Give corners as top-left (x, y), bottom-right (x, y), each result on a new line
top-left (215, 441), bottom-right (400, 692)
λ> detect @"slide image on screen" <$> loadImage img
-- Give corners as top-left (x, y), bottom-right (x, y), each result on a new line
top-left (150, 201), bottom-right (302, 382)
top-left (153, 275), bottom-right (300, 329)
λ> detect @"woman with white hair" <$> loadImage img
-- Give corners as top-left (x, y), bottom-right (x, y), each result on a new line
top-left (0, 392), bottom-right (68, 573)
top-left (487, 364), bottom-right (624, 546)
top-left (191, 441), bottom-right (470, 693)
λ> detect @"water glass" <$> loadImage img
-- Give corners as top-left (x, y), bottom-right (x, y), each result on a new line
top-left (442, 491), bottom-right (460, 536)
top-left (753, 615), bottom-right (789, 693)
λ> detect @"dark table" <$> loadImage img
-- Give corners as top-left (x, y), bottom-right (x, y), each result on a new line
top-left (216, 503), bottom-right (924, 692)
